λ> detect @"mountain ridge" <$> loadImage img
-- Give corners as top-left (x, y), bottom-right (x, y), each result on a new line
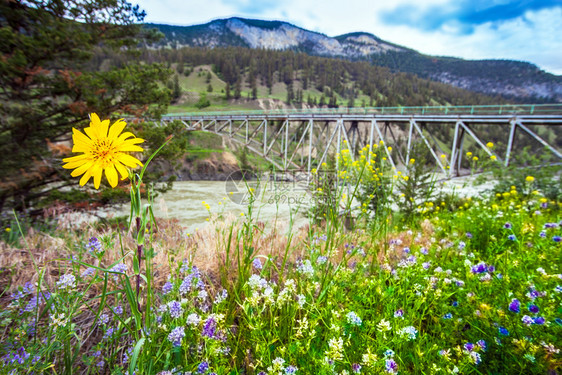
top-left (145, 17), bottom-right (562, 102)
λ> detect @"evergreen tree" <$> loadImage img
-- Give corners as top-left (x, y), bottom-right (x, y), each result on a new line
top-left (172, 74), bottom-right (182, 101)
top-left (225, 82), bottom-right (231, 99)
top-left (0, 0), bottom-right (171, 213)
top-left (234, 79), bottom-right (242, 99)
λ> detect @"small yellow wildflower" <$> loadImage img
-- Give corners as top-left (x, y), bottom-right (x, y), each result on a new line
top-left (472, 156), bottom-right (478, 161)
top-left (490, 155), bottom-right (497, 161)
top-left (62, 113), bottom-right (144, 188)
top-left (486, 142), bottom-right (494, 148)
top-left (466, 152), bottom-right (472, 157)
top-left (525, 176), bottom-right (535, 183)
top-left (440, 154), bottom-right (446, 159)
top-left (409, 158), bottom-right (415, 164)
top-left (5, 228), bottom-right (10, 233)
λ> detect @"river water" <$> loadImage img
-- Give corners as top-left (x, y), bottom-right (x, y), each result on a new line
top-left (96, 174), bottom-right (494, 233)
top-left (102, 180), bottom-right (313, 233)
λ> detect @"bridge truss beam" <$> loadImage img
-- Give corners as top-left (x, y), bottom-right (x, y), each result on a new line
top-left (160, 113), bottom-right (562, 177)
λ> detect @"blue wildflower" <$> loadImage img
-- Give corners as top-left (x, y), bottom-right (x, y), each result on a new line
top-left (509, 298), bottom-right (520, 313)
top-left (528, 304), bottom-right (539, 314)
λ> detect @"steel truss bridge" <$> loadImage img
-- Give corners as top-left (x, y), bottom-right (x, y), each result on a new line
top-left (156, 104), bottom-right (562, 177)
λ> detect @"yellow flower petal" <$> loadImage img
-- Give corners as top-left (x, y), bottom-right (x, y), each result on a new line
top-left (105, 164), bottom-right (118, 187)
top-left (92, 165), bottom-right (103, 189)
top-left (98, 119), bottom-right (110, 139)
top-left (84, 126), bottom-right (97, 140)
top-left (108, 119), bottom-right (127, 140)
top-left (115, 162), bottom-right (129, 180)
top-left (71, 161), bottom-right (94, 177)
top-left (79, 168), bottom-right (93, 186)
top-left (116, 132), bottom-right (137, 142)
top-left (118, 154), bottom-right (143, 168)
top-left (117, 145), bottom-right (144, 152)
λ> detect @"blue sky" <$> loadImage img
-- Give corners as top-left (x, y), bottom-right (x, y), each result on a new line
top-left (134, 0), bottom-right (562, 75)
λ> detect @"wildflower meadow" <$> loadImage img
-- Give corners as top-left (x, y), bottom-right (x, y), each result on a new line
top-left (0, 114), bottom-right (560, 374)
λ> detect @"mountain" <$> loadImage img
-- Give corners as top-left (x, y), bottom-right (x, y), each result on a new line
top-left (146, 18), bottom-right (562, 103)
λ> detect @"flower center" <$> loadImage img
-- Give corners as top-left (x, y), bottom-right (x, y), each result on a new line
top-left (92, 139), bottom-right (116, 166)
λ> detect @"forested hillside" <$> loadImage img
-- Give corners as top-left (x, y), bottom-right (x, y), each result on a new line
top-left (130, 47), bottom-right (508, 110)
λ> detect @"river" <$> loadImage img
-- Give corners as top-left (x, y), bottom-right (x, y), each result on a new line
top-left (101, 180), bottom-right (313, 233)
top-left (95, 174), bottom-right (494, 233)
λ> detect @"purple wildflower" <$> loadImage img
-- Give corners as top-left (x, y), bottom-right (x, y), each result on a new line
top-left (443, 313), bottom-right (453, 319)
top-left (110, 263), bottom-right (127, 281)
top-left (508, 234), bottom-right (516, 241)
top-left (81, 267), bottom-right (96, 278)
top-left (352, 363), bottom-right (362, 373)
top-left (168, 301), bottom-right (183, 319)
top-left (420, 247), bottom-right (429, 255)
top-left (86, 237), bottom-right (103, 255)
top-left (168, 326), bottom-right (185, 347)
top-left (528, 304), bottom-right (539, 314)
top-left (103, 327), bottom-right (114, 339)
top-left (252, 258), bottom-right (262, 270)
top-left (471, 262), bottom-right (487, 274)
top-left (385, 359), bottom-right (398, 374)
top-left (162, 281), bottom-right (173, 295)
top-left (533, 316), bottom-right (545, 325)
top-left (477, 340), bottom-right (487, 352)
top-left (509, 298), bottom-right (521, 313)
top-left (197, 361), bottom-right (209, 373)
top-left (503, 222), bottom-right (512, 229)
top-left (553, 236), bottom-right (561, 243)
top-left (56, 274), bottom-right (76, 290)
top-left (522, 315), bottom-right (534, 325)
top-left (539, 231), bottom-right (546, 238)
top-left (394, 309), bottom-right (404, 318)
top-left (202, 316), bottom-right (217, 338)
top-left (464, 342), bottom-right (475, 352)
top-left (285, 366), bottom-right (298, 374)
top-left (466, 232), bottom-right (473, 239)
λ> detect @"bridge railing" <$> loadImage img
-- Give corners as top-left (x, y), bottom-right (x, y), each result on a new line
top-left (165, 103), bottom-right (562, 118)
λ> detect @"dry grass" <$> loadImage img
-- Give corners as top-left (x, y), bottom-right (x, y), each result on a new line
top-left (0, 211), bottom-right (317, 302)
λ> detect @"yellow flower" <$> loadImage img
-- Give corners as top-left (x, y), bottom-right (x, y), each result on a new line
top-left (466, 152), bottom-right (472, 157)
top-left (525, 176), bottom-right (535, 183)
top-left (440, 154), bottom-right (446, 159)
top-left (409, 158), bottom-right (415, 164)
top-left (486, 142), bottom-right (494, 148)
top-left (472, 156), bottom-right (478, 161)
top-left (62, 113), bottom-right (144, 189)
